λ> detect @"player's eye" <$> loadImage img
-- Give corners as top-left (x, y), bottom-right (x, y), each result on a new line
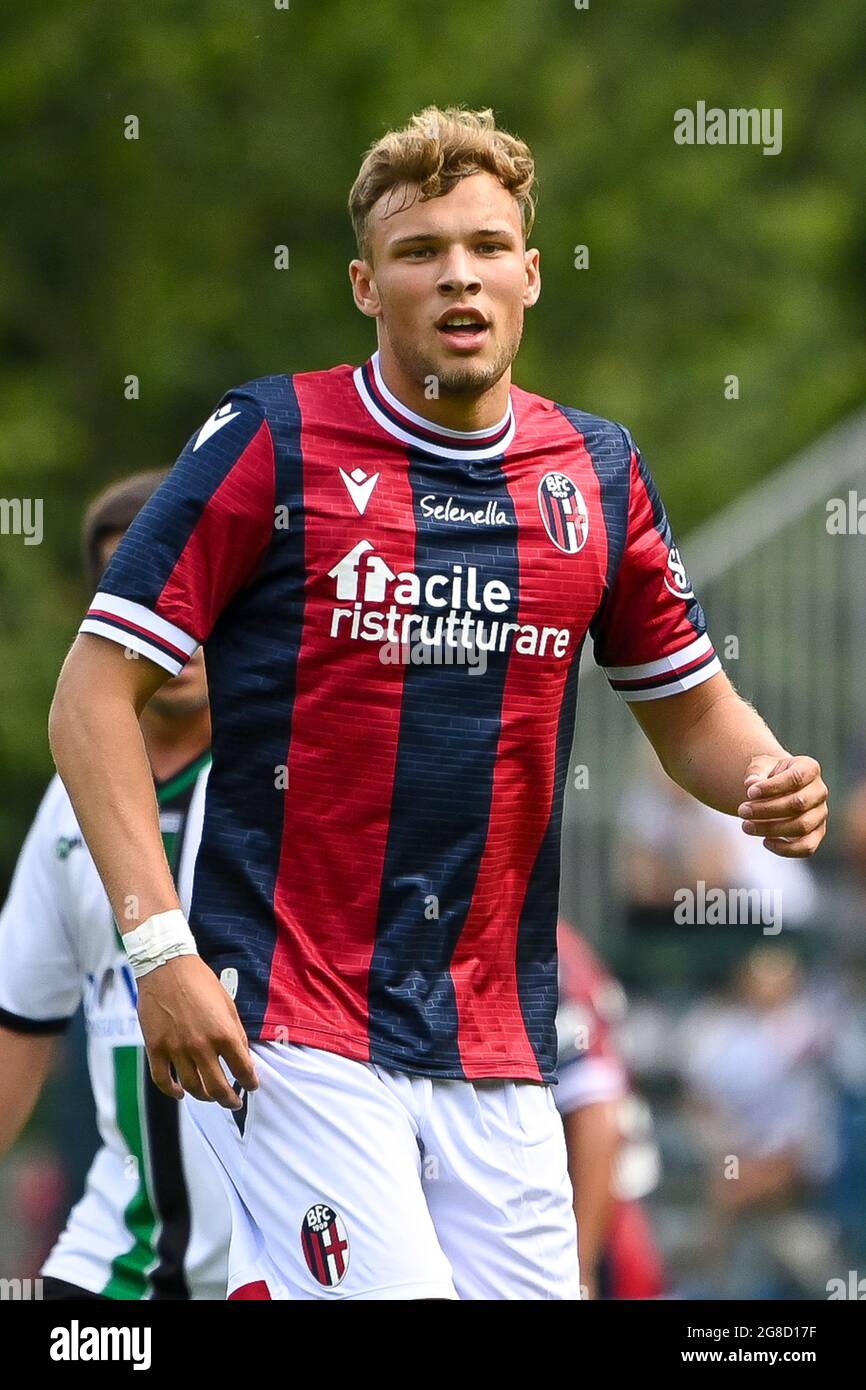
top-left (404, 246), bottom-right (436, 259)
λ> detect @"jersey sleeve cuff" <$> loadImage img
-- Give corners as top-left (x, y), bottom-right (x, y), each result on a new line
top-left (0, 1004), bottom-right (72, 1035)
top-left (79, 592), bottom-right (199, 677)
top-left (603, 632), bottom-right (720, 702)
top-left (555, 1056), bottom-right (628, 1114)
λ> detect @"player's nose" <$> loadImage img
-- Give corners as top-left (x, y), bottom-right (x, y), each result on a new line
top-left (436, 247), bottom-right (482, 295)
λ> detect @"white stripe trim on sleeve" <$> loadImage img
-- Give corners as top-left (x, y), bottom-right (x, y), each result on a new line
top-left (603, 631), bottom-right (713, 683)
top-left (88, 593), bottom-right (198, 657)
top-left (610, 655), bottom-right (722, 702)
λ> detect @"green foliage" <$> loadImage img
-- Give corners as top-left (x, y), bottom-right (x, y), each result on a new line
top-left (1, 0), bottom-right (864, 878)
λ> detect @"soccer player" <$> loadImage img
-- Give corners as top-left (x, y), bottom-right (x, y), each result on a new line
top-left (0, 473), bottom-right (229, 1300)
top-left (47, 106), bottom-right (829, 1301)
top-left (555, 923), bottom-right (665, 1300)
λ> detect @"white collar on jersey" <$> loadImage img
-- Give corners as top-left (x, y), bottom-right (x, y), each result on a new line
top-left (352, 350), bottom-right (516, 461)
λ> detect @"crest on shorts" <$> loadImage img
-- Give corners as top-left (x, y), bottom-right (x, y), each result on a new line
top-left (301, 1203), bottom-right (350, 1287)
top-left (538, 472), bottom-right (589, 554)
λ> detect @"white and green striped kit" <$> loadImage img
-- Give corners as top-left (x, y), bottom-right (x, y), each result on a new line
top-left (0, 758), bottom-right (229, 1298)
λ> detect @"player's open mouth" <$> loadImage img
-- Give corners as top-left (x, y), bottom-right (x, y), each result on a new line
top-left (436, 311), bottom-right (490, 350)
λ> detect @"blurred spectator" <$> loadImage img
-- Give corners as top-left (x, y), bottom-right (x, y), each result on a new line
top-left (809, 958), bottom-right (866, 1264)
top-left (677, 948), bottom-right (840, 1296)
top-left (841, 776), bottom-right (866, 888)
top-left (611, 748), bottom-right (819, 1000)
top-left (618, 749), bottom-right (818, 926)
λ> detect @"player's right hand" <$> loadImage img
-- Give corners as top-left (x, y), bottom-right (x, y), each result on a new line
top-left (136, 954), bottom-right (259, 1109)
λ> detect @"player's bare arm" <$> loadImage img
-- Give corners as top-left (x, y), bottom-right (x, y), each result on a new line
top-left (50, 635), bottom-right (177, 918)
top-left (48, 634), bottom-right (258, 1108)
top-left (562, 1100), bottom-right (620, 1299)
top-left (0, 1028), bottom-right (57, 1160)
top-left (629, 670), bottom-right (829, 857)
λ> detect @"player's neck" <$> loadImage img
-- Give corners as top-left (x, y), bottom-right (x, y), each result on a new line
top-left (141, 705), bottom-right (211, 784)
top-left (374, 345), bottom-right (512, 433)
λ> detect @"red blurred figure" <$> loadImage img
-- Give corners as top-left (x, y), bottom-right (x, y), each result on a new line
top-left (556, 922), bottom-right (665, 1299)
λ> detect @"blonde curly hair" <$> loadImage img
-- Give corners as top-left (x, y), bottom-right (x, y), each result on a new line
top-left (348, 105), bottom-right (537, 263)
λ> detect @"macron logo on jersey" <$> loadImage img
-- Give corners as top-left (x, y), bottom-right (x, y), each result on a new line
top-left (193, 404), bottom-right (241, 452)
top-left (339, 466), bottom-right (380, 515)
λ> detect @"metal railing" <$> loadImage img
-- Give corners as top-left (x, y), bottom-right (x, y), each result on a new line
top-left (560, 406), bottom-right (866, 940)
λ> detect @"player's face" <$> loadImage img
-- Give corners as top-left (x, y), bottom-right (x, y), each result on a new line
top-left (98, 531), bottom-right (209, 716)
top-left (356, 171), bottom-right (540, 397)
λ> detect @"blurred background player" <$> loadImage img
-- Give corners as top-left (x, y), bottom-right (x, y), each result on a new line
top-left (0, 472), bottom-right (228, 1299)
top-left (556, 921), bottom-right (665, 1299)
top-left (596, 749), bottom-right (865, 1296)
top-left (677, 946), bottom-right (841, 1299)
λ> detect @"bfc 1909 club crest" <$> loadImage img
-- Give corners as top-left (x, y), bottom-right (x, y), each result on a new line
top-left (538, 472), bottom-right (589, 554)
top-left (301, 1203), bottom-right (350, 1287)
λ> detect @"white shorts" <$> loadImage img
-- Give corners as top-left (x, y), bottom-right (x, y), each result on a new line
top-left (186, 1042), bottom-right (581, 1301)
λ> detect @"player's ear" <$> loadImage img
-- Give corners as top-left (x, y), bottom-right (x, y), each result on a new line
top-left (349, 259), bottom-right (381, 318)
top-left (523, 247), bottom-right (541, 308)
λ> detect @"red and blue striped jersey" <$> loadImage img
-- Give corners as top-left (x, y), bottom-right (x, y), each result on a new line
top-left (80, 352), bottom-right (721, 1082)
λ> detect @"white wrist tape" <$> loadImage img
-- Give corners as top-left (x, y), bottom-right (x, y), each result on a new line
top-left (122, 909), bottom-right (199, 979)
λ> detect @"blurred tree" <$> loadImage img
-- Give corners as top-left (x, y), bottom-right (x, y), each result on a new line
top-left (1, 0), bottom-right (865, 877)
